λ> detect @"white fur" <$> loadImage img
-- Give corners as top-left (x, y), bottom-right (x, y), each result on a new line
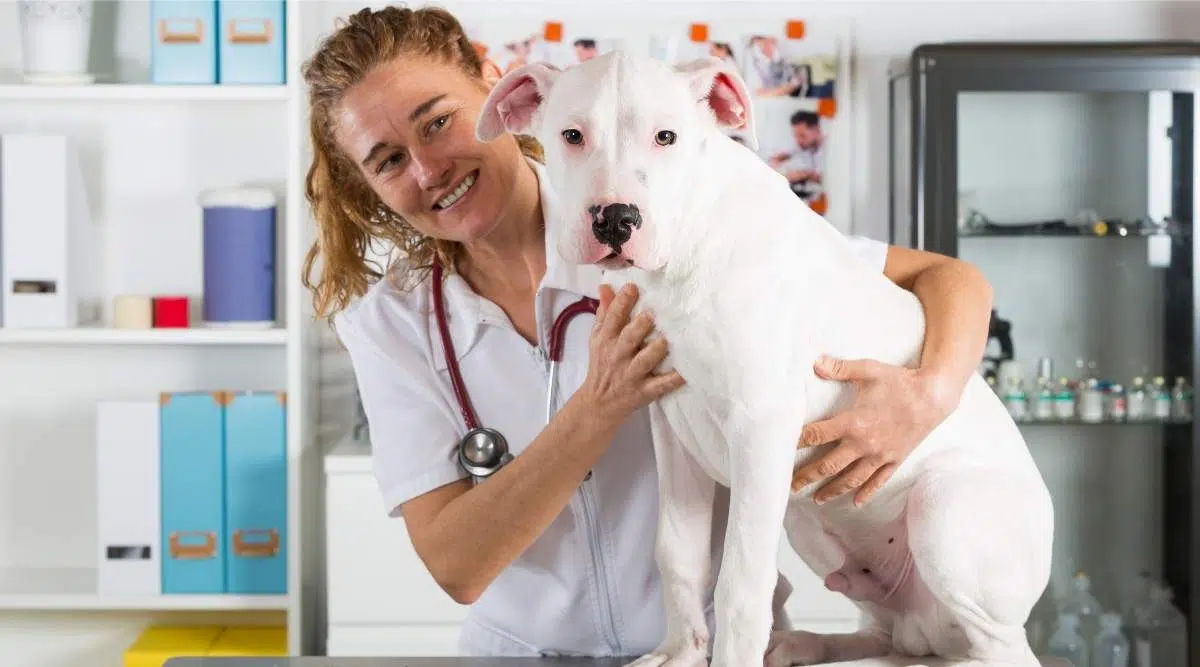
top-left (477, 51), bottom-right (1055, 667)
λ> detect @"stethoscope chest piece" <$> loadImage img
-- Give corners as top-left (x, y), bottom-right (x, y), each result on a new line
top-left (458, 427), bottom-right (512, 480)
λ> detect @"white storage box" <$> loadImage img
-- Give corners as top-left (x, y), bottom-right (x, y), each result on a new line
top-left (96, 400), bottom-right (161, 596)
top-left (0, 133), bottom-right (92, 328)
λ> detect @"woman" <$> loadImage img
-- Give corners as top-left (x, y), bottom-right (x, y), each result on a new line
top-left (301, 5), bottom-right (993, 658)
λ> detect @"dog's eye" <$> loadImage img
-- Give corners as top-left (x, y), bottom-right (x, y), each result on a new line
top-left (655, 130), bottom-right (677, 146)
top-left (562, 129), bottom-right (584, 145)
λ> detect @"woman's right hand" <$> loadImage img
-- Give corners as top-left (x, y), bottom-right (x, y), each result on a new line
top-left (578, 283), bottom-right (685, 426)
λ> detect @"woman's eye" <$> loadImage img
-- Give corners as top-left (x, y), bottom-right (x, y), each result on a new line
top-left (428, 114), bottom-right (450, 135)
top-left (562, 129), bottom-right (583, 145)
top-left (377, 152), bottom-right (405, 174)
top-left (655, 130), bottom-right (677, 146)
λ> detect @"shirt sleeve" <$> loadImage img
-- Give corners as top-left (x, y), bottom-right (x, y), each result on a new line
top-left (846, 235), bottom-right (889, 274)
top-left (335, 309), bottom-right (468, 518)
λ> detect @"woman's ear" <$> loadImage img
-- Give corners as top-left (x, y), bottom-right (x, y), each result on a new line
top-left (482, 59), bottom-right (503, 88)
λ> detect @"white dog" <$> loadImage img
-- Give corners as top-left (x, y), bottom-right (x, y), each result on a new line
top-left (476, 50), bottom-right (1055, 667)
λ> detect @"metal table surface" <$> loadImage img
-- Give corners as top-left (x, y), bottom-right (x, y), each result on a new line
top-left (165, 657), bottom-right (1073, 666)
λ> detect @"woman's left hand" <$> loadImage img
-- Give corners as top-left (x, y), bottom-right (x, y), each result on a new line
top-left (790, 354), bottom-right (959, 507)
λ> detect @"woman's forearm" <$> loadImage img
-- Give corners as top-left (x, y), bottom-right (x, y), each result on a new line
top-left (909, 257), bottom-right (994, 407)
top-left (421, 391), bottom-right (618, 604)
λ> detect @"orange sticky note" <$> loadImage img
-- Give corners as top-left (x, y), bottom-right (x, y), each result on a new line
top-left (689, 23), bottom-right (709, 43)
top-left (810, 194), bottom-right (828, 216)
top-left (817, 97), bottom-right (837, 118)
top-left (544, 21), bottom-right (563, 42)
top-left (786, 20), bottom-right (806, 39)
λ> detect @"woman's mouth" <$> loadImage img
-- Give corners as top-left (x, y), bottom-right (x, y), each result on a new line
top-left (433, 170), bottom-right (478, 211)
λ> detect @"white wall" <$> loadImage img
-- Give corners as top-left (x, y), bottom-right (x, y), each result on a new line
top-left (0, 1), bottom-right (1196, 664)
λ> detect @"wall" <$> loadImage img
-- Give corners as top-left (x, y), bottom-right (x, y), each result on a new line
top-left (0, 1), bottom-right (1196, 664)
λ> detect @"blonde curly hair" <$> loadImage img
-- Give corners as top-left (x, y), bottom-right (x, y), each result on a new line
top-left (300, 5), bottom-right (544, 319)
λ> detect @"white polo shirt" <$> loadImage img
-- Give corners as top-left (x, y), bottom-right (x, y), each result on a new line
top-left (334, 158), bottom-right (889, 657)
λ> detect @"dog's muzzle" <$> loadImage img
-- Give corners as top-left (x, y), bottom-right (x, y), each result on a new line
top-left (591, 203), bottom-right (642, 251)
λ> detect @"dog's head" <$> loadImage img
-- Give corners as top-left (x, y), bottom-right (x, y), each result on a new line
top-left (476, 50), bottom-right (756, 273)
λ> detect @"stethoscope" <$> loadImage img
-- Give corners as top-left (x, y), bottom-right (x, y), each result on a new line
top-left (431, 260), bottom-right (598, 484)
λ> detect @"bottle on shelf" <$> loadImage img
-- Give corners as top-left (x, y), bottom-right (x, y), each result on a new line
top-left (1032, 376), bottom-right (1056, 421)
top-left (1150, 377), bottom-right (1172, 420)
top-left (1091, 613), bottom-right (1130, 667)
top-left (1060, 571), bottom-right (1104, 643)
top-left (1054, 376), bottom-right (1077, 420)
top-left (1079, 378), bottom-right (1105, 423)
top-left (1170, 377), bottom-right (1191, 422)
top-left (1127, 377), bottom-right (1149, 421)
top-left (1003, 376), bottom-right (1028, 421)
top-left (1048, 612), bottom-right (1090, 667)
top-left (1129, 583), bottom-right (1187, 667)
top-left (1108, 383), bottom-right (1127, 422)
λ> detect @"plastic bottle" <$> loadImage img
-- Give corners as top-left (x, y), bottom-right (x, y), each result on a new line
top-left (1048, 612), bottom-right (1089, 667)
top-left (1131, 583), bottom-right (1187, 667)
top-left (1127, 377), bottom-right (1148, 420)
top-left (1092, 613), bottom-right (1130, 667)
top-left (1060, 571), bottom-right (1104, 644)
top-left (1170, 377), bottom-right (1191, 422)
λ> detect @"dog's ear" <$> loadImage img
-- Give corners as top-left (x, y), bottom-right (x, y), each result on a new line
top-left (676, 57), bottom-right (758, 151)
top-left (476, 61), bottom-right (562, 141)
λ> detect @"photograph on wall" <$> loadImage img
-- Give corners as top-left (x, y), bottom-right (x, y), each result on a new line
top-left (539, 25), bottom-right (624, 69)
top-left (751, 97), bottom-right (829, 214)
top-left (738, 24), bottom-right (837, 101)
top-left (464, 21), bottom-right (553, 74)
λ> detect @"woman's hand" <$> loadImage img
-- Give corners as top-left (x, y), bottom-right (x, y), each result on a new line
top-left (790, 354), bottom-right (958, 507)
top-left (578, 283), bottom-right (685, 428)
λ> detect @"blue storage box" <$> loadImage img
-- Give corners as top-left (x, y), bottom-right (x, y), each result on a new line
top-left (223, 390), bottom-right (287, 594)
top-left (217, 1), bottom-right (286, 84)
top-left (160, 391), bottom-right (227, 594)
top-left (151, 0), bottom-right (217, 84)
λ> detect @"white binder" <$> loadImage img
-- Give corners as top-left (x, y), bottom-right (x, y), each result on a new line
top-left (96, 401), bottom-right (161, 596)
top-left (0, 134), bottom-right (92, 328)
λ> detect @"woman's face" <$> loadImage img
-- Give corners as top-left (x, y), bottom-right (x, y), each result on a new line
top-left (333, 55), bottom-right (521, 244)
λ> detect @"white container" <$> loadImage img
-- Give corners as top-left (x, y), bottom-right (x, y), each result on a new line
top-left (0, 134), bottom-right (93, 329)
top-left (96, 400), bottom-right (161, 596)
top-left (18, 0), bottom-right (95, 84)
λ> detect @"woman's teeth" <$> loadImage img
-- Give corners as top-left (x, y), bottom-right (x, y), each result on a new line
top-left (436, 173), bottom-right (476, 210)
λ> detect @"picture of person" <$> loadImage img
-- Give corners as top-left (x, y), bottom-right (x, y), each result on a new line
top-left (649, 34), bottom-right (739, 68)
top-left (466, 26), bottom-right (549, 74)
top-left (543, 35), bottom-right (622, 68)
top-left (761, 107), bottom-right (826, 209)
top-left (740, 34), bottom-right (837, 100)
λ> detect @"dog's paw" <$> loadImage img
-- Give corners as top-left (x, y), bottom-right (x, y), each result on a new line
top-left (763, 630), bottom-right (827, 667)
top-left (623, 650), bottom-right (706, 667)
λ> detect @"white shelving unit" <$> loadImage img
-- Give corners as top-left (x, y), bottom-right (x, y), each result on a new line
top-left (0, 1), bottom-right (323, 665)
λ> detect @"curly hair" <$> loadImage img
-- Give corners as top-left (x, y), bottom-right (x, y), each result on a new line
top-left (300, 5), bottom-right (544, 319)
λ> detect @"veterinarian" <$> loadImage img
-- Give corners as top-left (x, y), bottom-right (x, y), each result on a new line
top-left (301, 6), bottom-right (994, 658)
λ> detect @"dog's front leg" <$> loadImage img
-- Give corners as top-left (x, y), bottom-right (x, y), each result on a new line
top-left (625, 400), bottom-right (717, 667)
top-left (709, 409), bottom-right (799, 667)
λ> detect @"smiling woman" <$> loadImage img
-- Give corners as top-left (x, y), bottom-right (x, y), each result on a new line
top-left (298, 4), bottom-right (996, 660)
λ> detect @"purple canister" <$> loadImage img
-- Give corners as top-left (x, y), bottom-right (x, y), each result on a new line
top-left (199, 187), bottom-right (276, 327)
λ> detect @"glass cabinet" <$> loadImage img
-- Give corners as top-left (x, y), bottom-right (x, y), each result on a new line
top-left (890, 42), bottom-right (1200, 666)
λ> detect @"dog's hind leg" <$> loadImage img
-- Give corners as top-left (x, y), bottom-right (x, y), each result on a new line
top-left (901, 464), bottom-right (1053, 667)
top-left (624, 401), bottom-right (716, 667)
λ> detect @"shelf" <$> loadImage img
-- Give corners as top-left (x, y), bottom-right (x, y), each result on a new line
top-left (0, 83), bottom-right (291, 102)
top-left (0, 567), bottom-right (288, 611)
top-left (1015, 417), bottom-right (1192, 426)
top-left (0, 326), bottom-right (288, 346)
top-left (959, 222), bottom-right (1183, 239)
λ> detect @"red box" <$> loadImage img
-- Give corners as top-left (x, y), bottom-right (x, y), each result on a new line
top-left (153, 296), bottom-right (190, 328)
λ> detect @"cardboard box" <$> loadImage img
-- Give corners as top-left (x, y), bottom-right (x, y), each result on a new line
top-left (223, 390), bottom-right (287, 594)
top-left (150, 0), bottom-right (217, 84)
top-left (160, 391), bottom-right (227, 594)
top-left (217, 0), bottom-right (285, 84)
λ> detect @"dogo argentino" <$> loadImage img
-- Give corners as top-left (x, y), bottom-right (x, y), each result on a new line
top-left (476, 50), bottom-right (1055, 667)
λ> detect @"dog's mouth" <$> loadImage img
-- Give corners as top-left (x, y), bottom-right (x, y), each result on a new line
top-left (597, 251), bottom-right (635, 271)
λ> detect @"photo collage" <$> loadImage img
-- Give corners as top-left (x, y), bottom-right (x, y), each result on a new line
top-left (466, 19), bottom-right (844, 219)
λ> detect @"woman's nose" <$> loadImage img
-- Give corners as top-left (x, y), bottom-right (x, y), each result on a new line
top-left (411, 151), bottom-right (453, 190)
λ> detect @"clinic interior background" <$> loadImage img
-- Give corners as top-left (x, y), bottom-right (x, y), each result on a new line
top-left (1, 0), bottom-right (1199, 665)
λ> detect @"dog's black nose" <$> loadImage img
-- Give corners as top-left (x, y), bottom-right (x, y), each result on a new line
top-left (592, 203), bottom-right (641, 248)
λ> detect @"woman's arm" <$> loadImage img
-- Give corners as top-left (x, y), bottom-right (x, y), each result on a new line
top-left (790, 245), bottom-right (994, 506)
top-left (400, 284), bottom-right (684, 604)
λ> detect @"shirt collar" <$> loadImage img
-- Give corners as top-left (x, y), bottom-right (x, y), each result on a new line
top-left (428, 157), bottom-right (604, 371)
